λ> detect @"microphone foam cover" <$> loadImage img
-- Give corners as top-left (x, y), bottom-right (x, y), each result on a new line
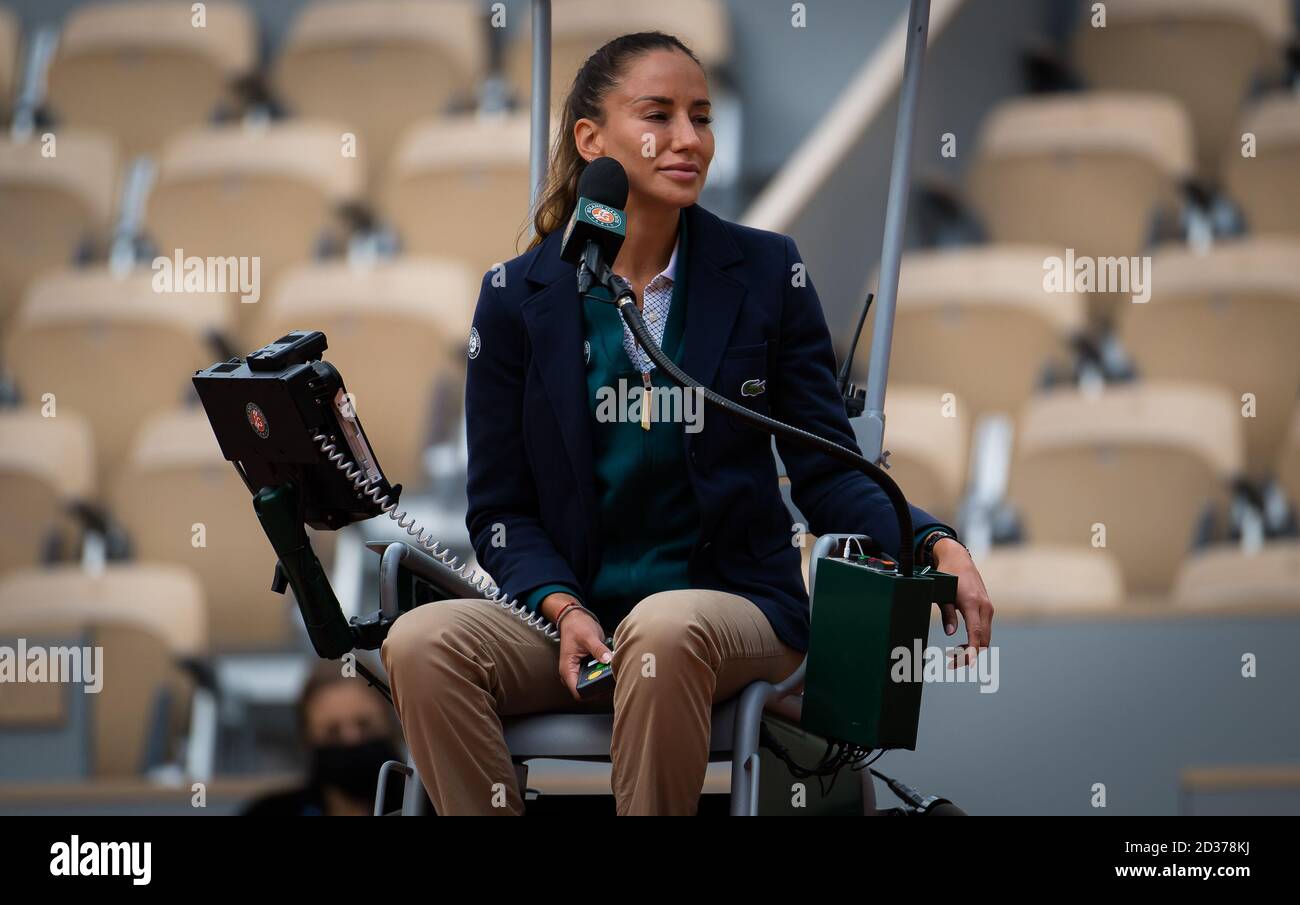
top-left (578, 157), bottom-right (629, 210)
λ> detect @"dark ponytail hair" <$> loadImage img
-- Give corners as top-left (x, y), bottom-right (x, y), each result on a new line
top-left (525, 31), bottom-right (703, 250)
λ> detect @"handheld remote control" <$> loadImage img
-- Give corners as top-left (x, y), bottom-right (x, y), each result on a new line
top-left (576, 638), bottom-right (615, 700)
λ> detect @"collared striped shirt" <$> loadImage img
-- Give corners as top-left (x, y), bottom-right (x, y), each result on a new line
top-left (619, 239), bottom-right (679, 373)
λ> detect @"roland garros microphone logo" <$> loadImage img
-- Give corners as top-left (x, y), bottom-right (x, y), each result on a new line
top-left (246, 402), bottom-right (270, 439)
top-left (585, 201), bottom-right (622, 229)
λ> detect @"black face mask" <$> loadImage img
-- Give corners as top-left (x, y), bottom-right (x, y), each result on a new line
top-left (309, 738), bottom-right (401, 803)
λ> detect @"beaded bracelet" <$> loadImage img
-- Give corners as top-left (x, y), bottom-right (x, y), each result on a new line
top-left (556, 603), bottom-right (602, 634)
top-left (553, 601), bottom-right (582, 625)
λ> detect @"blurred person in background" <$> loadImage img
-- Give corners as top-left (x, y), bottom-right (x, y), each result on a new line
top-left (243, 661), bottom-right (404, 816)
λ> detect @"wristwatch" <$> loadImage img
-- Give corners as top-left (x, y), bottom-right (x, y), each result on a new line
top-left (920, 529), bottom-right (965, 568)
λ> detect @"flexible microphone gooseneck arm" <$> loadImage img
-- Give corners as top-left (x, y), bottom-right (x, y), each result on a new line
top-left (591, 267), bottom-right (916, 578)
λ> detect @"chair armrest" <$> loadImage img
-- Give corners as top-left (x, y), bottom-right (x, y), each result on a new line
top-left (378, 541), bottom-right (486, 619)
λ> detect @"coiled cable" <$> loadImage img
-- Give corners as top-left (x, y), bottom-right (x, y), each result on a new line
top-left (314, 432), bottom-right (560, 641)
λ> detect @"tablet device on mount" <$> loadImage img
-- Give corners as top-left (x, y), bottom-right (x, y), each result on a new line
top-left (192, 331), bottom-right (400, 658)
top-left (195, 330), bottom-right (558, 663)
top-left (193, 330), bottom-right (396, 530)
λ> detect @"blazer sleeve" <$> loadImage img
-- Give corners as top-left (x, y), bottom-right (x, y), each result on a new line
top-left (769, 234), bottom-right (955, 560)
top-left (464, 271), bottom-right (585, 604)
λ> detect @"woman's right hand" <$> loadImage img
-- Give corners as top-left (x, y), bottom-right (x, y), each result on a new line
top-left (541, 593), bottom-right (613, 700)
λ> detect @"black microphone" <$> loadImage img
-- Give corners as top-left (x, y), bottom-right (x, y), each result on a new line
top-left (559, 156), bottom-right (629, 271)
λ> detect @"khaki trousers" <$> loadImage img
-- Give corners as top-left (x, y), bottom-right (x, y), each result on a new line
top-left (380, 588), bottom-right (804, 815)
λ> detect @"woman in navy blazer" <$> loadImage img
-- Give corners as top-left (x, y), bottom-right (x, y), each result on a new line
top-left (381, 32), bottom-right (994, 816)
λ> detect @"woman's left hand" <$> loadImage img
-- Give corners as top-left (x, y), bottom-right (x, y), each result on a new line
top-left (931, 538), bottom-right (994, 668)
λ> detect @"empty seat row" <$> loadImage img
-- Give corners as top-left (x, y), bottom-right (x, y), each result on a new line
top-left (861, 239), bottom-right (1300, 477)
top-left (112, 408), bottom-right (291, 650)
top-left (0, 563), bottom-right (204, 778)
top-left (501, 0), bottom-right (731, 112)
top-left (868, 380), bottom-right (1300, 612)
top-left (0, 409), bottom-right (293, 652)
top-left (972, 539), bottom-right (1300, 614)
top-left (6, 367), bottom-right (1294, 605)
top-left (0, 114), bottom-right (530, 334)
top-left (274, 0), bottom-right (486, 179)
top-left (1007, 380), bottom-right (1242, 593)
top-left (6, 0), bottom-right (730, 169)
top-left (794, 379), bottom-right (1298, 597)
top-left (1, 257), bottom-right (473, 497)
top-left (44, 0), bottom-right (256, 159)
top-left (967, 90), bottom-right (1300, 267)
top-left (4, 383), bottom-right (1298, 657)
top-left (883, 380), bottom-right (1249, 593)
top-left (9, 91), bottom-right (1285, 352)
top-left (968, 92), bottom-right (1193, 267)
top-left (1070, 0), bottom-right (1294, 184)
top-left (1119, 238), bottom-right (1300, 478)
top-left (4, 267), bottom-right (229, 493)
top-left (2, 538), bottom-right (1288, 784)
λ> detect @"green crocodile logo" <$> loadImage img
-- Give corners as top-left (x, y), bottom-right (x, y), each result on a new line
top-left (741, 378), bottom-right (766, 398)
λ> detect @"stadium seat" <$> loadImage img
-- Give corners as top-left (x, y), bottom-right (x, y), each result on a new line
top-left (110, 407), bottom-right (293, 651)
top-left (252, 256), bottom-right (477, 489)
top-left (273, 0), bottom-right (484, 185)
top-left (1118, 238), bottom-right (1300, 478)
top-left (144, 120), bottom-right (364, 343)
top-left (1072, 0), bottom-right (1293, 184)
top-left (858, 384), bottom-right (969, 524)
top-left (1224, 94), bottom-right (1300, 236)
top-left (0, 5), bottom-right (17, 120)
top-left (1007, 381), bottom-right (1243, 594)
top-left (859, 246), bottom-right (1088, 424)
top-left (0, 563), bottom-right (206, 777)
top-left (383, 113), bottom-right (532, 277)
top-left (966, 93), bottom-right (1192, 264)
top-left (505, 0), bottom-right (731, 112)
top-left (2, 267), bottom-right (231, 496)
top-left (971, 544), bottom-right (1125, 613)
top-left (0, 408), bottom-right (94, 578)
top-left (0, 130), bottom-right (117, 329)
top-left (45, 0), bottom-right (257, 159)
top-left (1173, 540), bottom-right (1300, 610)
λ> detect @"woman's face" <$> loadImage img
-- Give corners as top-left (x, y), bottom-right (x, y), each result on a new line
top-left (575, 48), bottom-right (714, 210)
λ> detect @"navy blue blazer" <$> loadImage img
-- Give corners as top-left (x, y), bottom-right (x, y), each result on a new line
top-left (463, 202), bottom-right (948, 652)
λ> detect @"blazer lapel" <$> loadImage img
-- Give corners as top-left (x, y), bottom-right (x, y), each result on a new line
top-left (678, 203), bottom-right (747, 399)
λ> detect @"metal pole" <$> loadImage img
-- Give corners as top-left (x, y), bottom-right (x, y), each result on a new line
top-left (859, 0), bottom-right (930, 464)
top-left (527, 0), bottom-right (552, 229)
